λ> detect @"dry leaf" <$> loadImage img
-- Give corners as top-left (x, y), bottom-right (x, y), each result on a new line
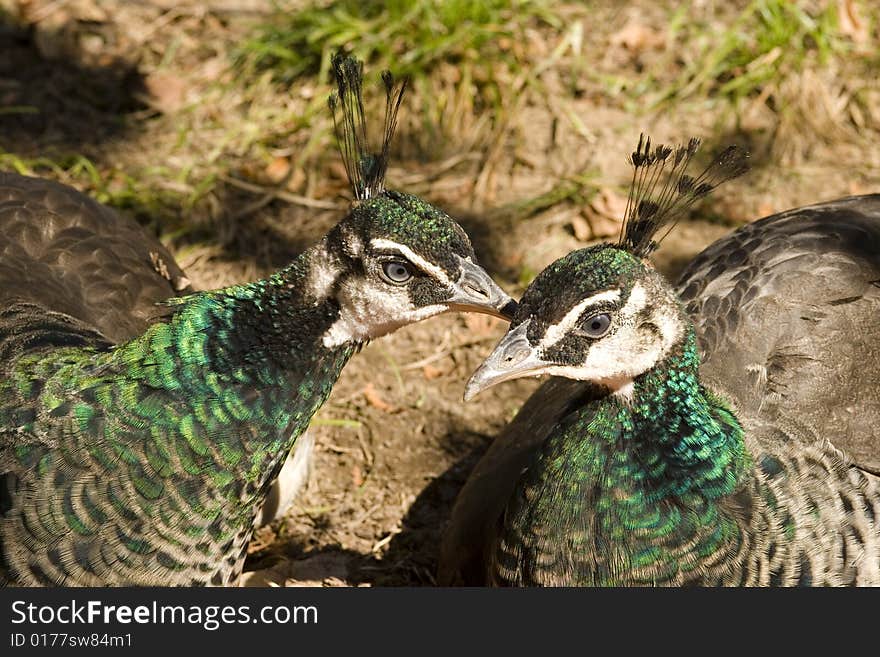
top-left (570, 214), bottom-right (592, 241)
top-left (838, 0), bottom-right (869, 45)
top-left (363, 383), bottom-right (394, 413)
top-left (264, 157), bottom-right (291, 184)
top-left (756, 201), bottom-right (776, 218)
top-left (247, 525), bottom-right (276, 554)
top-left (144, 72), bottom-right (187, 114)
top-left (610, 20), bottom-right (666, 54)
top-left (351, 465), bottom-right (364, 487)
top-left (848, 180), bottom-right (867, 195)
top-left (574, 187), bottom-right (626, 240)
top-left (591, 187), bottom-right (628, 219)
top-left (422, 364), bottom-right (446, 380)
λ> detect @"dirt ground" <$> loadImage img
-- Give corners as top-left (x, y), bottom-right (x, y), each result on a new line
top-left (2, 0), bottom-right (879, 586)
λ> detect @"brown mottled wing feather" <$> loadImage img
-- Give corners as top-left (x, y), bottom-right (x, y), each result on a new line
top-left (676, 195), bottom-right (880, 474)
top-left (439, 195), bottom-right (880, 585)
top-left (0, 173), bottom-right (192, 584)
top-left (0, 171), bottom-right (191, 346)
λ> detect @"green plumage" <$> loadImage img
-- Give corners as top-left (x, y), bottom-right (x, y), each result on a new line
top-left (1, 262), bottom-right (353, 585)
top-left (494, 327), bottom-right (750, 585)
top-left (0, 166), bottom-right (511, 585)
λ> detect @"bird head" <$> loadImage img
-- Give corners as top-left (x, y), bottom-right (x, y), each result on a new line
top-left (464, 246), bottom-right (684, 399)
top-left (317, 190), bottom-right (515, 347)
top-left (465, 134), bottom-right (748, 400)
top-left (313, 52), bottom-right (514, 349)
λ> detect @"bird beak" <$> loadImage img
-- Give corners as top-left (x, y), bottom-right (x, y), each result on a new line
top-left (447, 256), bottom-right (517, 320)
top-left (464, 320), bottom-right (548, 401)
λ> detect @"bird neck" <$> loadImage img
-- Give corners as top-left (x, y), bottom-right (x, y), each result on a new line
top-left (129, 242), bottom-right (352, 369)
top-left (546, 330), bottom-right (748, 500)
top-left (619, 329), bottom-right (749, 501)
top-left (504, 330), bottom-right (751, 585)
top-left (111, 242), bottom-right (356, 477)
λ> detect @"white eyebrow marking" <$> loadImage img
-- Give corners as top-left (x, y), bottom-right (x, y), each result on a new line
top-left (543, 288), bottom-right (621, 348)
top-left (370, 238), bottom-right (452, 286)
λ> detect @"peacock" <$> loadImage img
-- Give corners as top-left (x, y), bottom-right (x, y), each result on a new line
top-left (439, 135), bottom-right (880, 586)
top-left (0, 54), bottom-right (514, 587)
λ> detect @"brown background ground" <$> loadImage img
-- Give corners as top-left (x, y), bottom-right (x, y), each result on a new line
top-left (1, 0), bottom-right (878, 585)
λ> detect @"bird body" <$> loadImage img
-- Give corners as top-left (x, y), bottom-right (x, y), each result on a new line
top-left (1, 240), bottom-right (352, 585)
top-left (1, 55), bottom-right (514, 586)
top-left (442, 137), bottom-right (880, 586)
top-left (487, 294), bottom-right (879, 586)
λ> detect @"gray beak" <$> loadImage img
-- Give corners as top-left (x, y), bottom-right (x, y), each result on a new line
top-left (447, 256), bottom-right (517, 320)
top-left (464, 320), bottom-right (548, 401)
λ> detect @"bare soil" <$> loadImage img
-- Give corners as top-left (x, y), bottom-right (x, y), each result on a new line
top-left (2, 0), bottom-right (878, 586)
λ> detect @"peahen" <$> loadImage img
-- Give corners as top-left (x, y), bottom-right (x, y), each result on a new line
top-left (439, 135), bottom-right (880, 586)
top-left (0, 54), bottom-right (514, 586)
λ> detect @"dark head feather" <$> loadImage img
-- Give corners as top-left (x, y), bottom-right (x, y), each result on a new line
top-left (619, 134), bottom-right (749, 257)
top-left (328, 52), bottom-right (408, 201)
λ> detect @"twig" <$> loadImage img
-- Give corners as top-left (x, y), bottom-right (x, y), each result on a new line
top-left (219, 174), bottom-right (342, 210)
top-left (371, 528), bottom-right (402, 554)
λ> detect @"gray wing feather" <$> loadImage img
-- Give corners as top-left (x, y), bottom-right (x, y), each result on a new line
top-left (677, 194), bottom-right (880, 473)
top-left (0, 172), bottom-right (190, 345)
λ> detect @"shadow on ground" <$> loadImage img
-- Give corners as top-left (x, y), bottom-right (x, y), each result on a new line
top-left (365, 428), bottom-right (493, 586)
top-left (0, 17), bottom-right (147, 156)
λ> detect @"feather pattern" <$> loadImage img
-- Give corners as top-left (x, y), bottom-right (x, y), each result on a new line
top-left (329, 52), bottom-right (408, 201)
top-left (620, 134), bottom-right (749, 257)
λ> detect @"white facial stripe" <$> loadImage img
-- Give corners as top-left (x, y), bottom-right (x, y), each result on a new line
top-left (370, 238), bottom-right (452, 286)
top-left (543, 289), bottom-right (621, 348)
top-left (322, 303), bottom-right (445, 348)
top-left (625, 284), bottom-right (647, 316)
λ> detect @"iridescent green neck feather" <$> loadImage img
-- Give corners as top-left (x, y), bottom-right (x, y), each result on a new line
top-left (496, 330), bottom-right (752, 586)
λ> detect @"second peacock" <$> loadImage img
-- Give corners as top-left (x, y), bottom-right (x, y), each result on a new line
top-left (458, 135), bottom-right (880, 586)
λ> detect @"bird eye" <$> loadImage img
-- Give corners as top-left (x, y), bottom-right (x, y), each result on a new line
top-left (380, 260), bottom-right (413, 284)
top-left (581, 313), bottom-right (612, 338)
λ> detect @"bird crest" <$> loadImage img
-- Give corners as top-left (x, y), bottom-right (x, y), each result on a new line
top-left (619, 134), bottom-right (750, 257)
top-left (328, 52), bottom-right (408, 202)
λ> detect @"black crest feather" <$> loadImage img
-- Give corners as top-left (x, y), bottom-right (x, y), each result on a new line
top-left (328, 52), bottom-right (408, 201)
top-left (619, 134), bottom-right (749, 257)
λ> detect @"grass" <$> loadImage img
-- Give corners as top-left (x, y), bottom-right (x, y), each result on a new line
top-left (236, 0), bottom-right (560, 153)
top-left (610, 0), bottom-right (880, 166)
top-left (238, 0), bottom-right (556, 83)
top-left (0, 151), bottom-right (214, 237)
top-left (661, 0), bottom-right (849, 106)
top-left (3, 1), bottom-right (566, 251)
